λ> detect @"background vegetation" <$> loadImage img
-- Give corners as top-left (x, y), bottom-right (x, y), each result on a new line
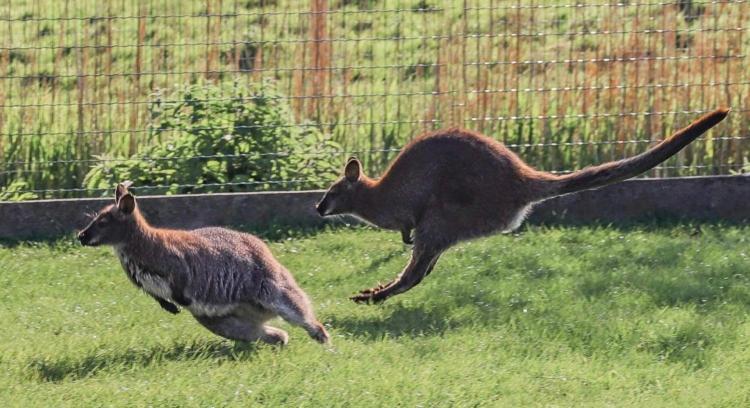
top-left (82, 82), bottom-right (341, 195)
top-left (2, 224), bottom-right (750, 405)
top-left (1, 0), bottom-right (748, 199)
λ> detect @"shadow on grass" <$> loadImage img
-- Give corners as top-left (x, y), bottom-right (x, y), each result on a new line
top-left (573, 239), bottom-right (750, 309)
top-left (25, 339), bottom-right (260, 383)
top-left (329, 302), bottom-right (464, 341)
top-left (363, 248), bottom-right (408, 273)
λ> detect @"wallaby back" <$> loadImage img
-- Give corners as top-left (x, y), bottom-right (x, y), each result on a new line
top-left (534, 107), bottom-right (729, 198)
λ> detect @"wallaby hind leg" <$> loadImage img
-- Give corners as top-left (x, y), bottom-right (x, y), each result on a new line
top-left (351, 244), bottom-right (442, 304)
top-left (259, 286), bottom-right (330, 344)
top-left (194, 314), bottom-right (288, 345)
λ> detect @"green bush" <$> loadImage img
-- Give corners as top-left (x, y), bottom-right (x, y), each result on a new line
top-left (83, 82), bottom-right (341, 195)
top-left (0, 179), bottom-right (39, 201)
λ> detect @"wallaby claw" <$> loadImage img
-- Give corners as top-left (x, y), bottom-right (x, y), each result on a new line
top-left (350, 292), bottom-right (387, 304)
top-left (350, 293), bottom-right (373, 303)
top-left (358, 281), bottom-right (390, 294)
top-left (350, 284), bottom-right (391, 304)
top-left (156, 298), bottom-right (180, 314)
top-left (360, 283), bottom-right (384, 294)
top-left (161, 303), bottom-right (180, 314)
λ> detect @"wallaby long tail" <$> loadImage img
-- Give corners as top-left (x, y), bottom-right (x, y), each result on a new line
top-left (533, 107), bottom-right (729, 199)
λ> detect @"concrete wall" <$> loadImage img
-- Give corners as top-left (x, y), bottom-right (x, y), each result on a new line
top-left (528, 175), bottom-right (750, 225)
top-left (1, 176), bottom-right (749, 240)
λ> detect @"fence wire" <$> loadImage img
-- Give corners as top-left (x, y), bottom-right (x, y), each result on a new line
top-left (1, 0), bottom-right (748, 200)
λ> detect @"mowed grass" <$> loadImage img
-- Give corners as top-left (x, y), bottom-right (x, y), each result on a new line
top-left (2, 223), bottom-right (750, 406)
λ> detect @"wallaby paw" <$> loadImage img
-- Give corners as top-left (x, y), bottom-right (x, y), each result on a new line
top-left (400, 229), bottom-right (414, 245)
top-left (350, 288), bottom-right (389, 304)
top-left (310, 323), bottom-right (331, 344)
top-left (358, 282), bottom-right (390, 294)
top-left (262, 327), bottom-right (289, 346)
top-left (158, 300), bottom-right (180, 314)
top-left (350, 292), bottom-right (374, 303)
top-left (351, 286), bottom-right (381, 301)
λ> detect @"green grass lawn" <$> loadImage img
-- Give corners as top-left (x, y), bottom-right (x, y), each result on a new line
top-left (2, 224), bottom-right (750, 406)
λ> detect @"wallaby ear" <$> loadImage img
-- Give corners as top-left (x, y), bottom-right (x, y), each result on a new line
top-left (115, 181), bottom-right (133, 203)
top-left (117, 193), bottom-right (136, 214)
top-left (344, 157), bottom-right (361, 182)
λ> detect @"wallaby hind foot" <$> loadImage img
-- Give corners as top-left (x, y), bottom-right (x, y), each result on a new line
top-left (259, 326), bottom-right (290, 346)
top-left (195, 314), bottom-right (289, 346)
top-left (261, 290), bottom-right (331, 344)
top-left (352, 245), bottom-right (442, 304)
top-left (350, 280), bottom-right (396, 303)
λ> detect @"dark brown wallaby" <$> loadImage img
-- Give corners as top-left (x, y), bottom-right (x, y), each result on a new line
top-left (78, 183), bottom-right (330, 345)
top-left (316, 108), bottom-right (729, 304)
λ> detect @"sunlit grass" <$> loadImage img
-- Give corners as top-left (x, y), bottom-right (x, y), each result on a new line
top-left (1, 223), bottom-right (750, 406)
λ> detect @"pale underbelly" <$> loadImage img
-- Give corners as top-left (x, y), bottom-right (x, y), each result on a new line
top-left (187, 302), bottom-right (237, 317)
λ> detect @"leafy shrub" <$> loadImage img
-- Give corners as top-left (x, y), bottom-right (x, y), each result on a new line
top-left (0, 179), bottom-right (39, 201)
top-left (83, 82), bottom-right (341, 195)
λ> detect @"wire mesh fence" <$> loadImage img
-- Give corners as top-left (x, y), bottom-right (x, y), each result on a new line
top-left (1, 0), bottom-right (748, 200)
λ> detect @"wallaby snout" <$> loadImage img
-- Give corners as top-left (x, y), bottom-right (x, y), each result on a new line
top-left (77, 230), bottom-right (89, 245)
top-left (77, 225), bottom-right (101, 246)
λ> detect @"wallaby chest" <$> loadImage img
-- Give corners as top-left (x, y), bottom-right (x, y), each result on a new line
top-left (115, 249), bottom-right (173, 301)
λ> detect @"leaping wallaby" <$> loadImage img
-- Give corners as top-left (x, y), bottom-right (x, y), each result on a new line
top-left (78, 183), bottom-right (330, 345)
top-left (316, 108), bottom-right (729, 304)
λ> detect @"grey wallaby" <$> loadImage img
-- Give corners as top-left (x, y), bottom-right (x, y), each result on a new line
top-left (78, 183), bottom-right (329, 345)
top-left (316, 108), bottom-right (729, 304)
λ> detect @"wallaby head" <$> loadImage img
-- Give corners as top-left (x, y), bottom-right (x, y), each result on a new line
top-left (78, 182), bottom-right (139, 247)
top-left (316, 156), bottom-right (366, 216)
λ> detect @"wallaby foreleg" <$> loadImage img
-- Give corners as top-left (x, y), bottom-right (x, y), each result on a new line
top-left (153, 296), bottom-right (180, 314)
top-left (401, 228), bottom-right (414, 245)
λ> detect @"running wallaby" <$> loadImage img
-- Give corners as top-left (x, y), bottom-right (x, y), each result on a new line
top-left (316, 108), bottom-right (729, 303)
top-left (78, 183), bottom-right (329, 345)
